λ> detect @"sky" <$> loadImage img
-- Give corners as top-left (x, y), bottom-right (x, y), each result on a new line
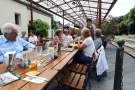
top-left (54, 0), bottom-right (135, 25)
top-left (109, 0), bottom-right (135, 16)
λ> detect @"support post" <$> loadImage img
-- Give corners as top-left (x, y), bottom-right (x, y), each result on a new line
top-left (63, 10), bottom-right (64, 32)
top-left (98, 0), bottom-right (102, 29)
top-left (113, 40), bottom-right (125, 90)
top-left (30, 0), bottom-right (33, 30)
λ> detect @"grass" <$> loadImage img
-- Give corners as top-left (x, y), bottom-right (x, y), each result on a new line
top-left (115, 34), bottom-right (135, 41)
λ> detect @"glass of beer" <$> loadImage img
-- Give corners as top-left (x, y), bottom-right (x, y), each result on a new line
top-left (28, 51), bottom-right (38, 76)
top-left (36, 46), bottom-right (43, 67)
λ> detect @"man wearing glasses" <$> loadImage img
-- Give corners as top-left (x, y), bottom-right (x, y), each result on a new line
top-left (0, 23), bottom-right (35, 63)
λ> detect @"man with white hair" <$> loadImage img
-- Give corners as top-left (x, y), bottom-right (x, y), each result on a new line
top-left (0, 23), bottom-right (35, 63)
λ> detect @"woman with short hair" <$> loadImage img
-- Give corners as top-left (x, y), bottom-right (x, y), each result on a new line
top-left (51, 29), bottom-right (63, 46)
top-left (28, 31), bottom-right (38, 45)
top-left (73, 28), bottom-right (95, 64)
top-left (94, 29), bottom-right (103, 49)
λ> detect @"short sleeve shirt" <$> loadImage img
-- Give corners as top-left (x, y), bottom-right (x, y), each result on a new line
top-left (28, 35), bottom-right (38, 43)
top-left (83, 36), bottom-right (95, 57)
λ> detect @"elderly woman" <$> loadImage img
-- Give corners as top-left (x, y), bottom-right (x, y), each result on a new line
top-left (94, 29), bottom-right (103, 50)
top-left (73, 28), bottom-right (95, 64)
top-left (51, 29), bottom-right (63, 46)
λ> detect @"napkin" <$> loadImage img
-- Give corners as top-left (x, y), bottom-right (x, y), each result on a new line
top-left (26, 72), bottom-right (40, 76)
top-left (23, 76), bottom-right (48, 84)
top-left (0, 72), bottom-right (21, 87)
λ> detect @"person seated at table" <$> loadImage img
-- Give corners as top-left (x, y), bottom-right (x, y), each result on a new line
top-left (0, 23), bottom-right (35, 63)
top-left (67, 31), bottom-right (73, 42)
top-left (28, 31), bottom-right (38, 45)
top-left (51, 29), bottom-right (63, 46)
top-left (62, 30), bottom-right (68, 41)
top-left (73, 28), bottom-right (95, 64)
top-left (94, 28), bottom-right (103, 50)
top-left (21, 30), bottom-right (28, 41)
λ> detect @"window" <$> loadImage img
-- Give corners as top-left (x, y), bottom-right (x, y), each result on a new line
top-left (15, 13), bottom-right (21, 25)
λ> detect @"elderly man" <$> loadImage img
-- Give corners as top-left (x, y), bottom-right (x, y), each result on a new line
top-left (21, 31), bottom-right (28, 41)
top-left (94, 29), bottom-right (103, 50)
top-left (0, 23), bottom-right (35, 63)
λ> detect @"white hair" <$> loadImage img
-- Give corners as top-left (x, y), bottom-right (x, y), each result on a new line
top-left (21, 30), bottom-right (26, 33)
top-left (1, 23), bottom-right (18, 34)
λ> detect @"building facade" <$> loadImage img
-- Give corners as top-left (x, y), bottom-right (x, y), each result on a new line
top-left (0, 0), bottom-right (52, 37)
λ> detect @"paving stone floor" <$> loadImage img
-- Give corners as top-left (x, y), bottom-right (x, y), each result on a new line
top-left (46, 44), bottom-right (135, 90)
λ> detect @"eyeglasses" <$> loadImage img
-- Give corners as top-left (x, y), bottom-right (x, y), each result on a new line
top-left (11, 32), bottom-right (18, 35)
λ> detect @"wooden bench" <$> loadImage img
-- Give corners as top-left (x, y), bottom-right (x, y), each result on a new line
top-left (68, 53), bottom-right (96, 74)
top-left (68, 63), bottom-right (87, 74)
top-left (59, 53), bottom-right (96, 90)
top-left (59, 71), bottom-right (86, 90)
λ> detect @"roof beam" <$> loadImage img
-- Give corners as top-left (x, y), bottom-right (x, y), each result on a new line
top-left (104, 0), bottom-right (117, 19)
top-left (63, 0), bottom-right (85, 24)
top-left (31, 1), bottom-right (82, 26)
top-left (67, 10), bottom-right (106, 14)
top-left (77, 0), bottom-right (87, 20)
top-left (48, 0), bottom-right (73, 9)
top-left (57, 5), bottom-right (108, 13)
top-left (73, 0), bottom-right (112, 4)
top-left (48, 0), bottom-right (83, 26)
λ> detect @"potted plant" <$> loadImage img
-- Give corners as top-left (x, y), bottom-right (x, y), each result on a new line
top-left (28, 19), bottom-right (50, 39)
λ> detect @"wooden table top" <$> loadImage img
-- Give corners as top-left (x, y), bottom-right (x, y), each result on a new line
top-left (0, 67), bottom-right (58, 90)
top-left (0, 49), bottom-right (78, 90)
top-left (42, 49), bottom-right (78, 70)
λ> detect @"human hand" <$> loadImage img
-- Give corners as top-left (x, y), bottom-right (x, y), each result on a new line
top-left (28, 48), bottom-right (33, 52)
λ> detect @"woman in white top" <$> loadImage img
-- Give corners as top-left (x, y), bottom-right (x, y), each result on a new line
top-left (67, 31), bottom-right (73, 42)
top-left (73, 28), bottom-right (95, 64)
top-left (28, 31), bottom-right (38, 45)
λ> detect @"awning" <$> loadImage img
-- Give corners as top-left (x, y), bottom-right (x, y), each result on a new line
top-left (22, 0), bottom-right (118, 27)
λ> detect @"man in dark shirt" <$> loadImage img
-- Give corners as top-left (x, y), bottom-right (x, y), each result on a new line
top-left (86, 18), bottom-right (94, 40)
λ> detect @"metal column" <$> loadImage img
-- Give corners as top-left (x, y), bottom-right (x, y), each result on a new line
top-left (98, 0), bottom-right (102, 29)
top-left (63, 10), bottom-right (64, 32)
top-left (30, 0), bottom-right (33, 30)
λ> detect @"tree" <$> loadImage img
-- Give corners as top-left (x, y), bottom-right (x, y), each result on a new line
top-left (51, 17), bottom-right (59, 30)
top-left (28, 19), bottom-right (50, 37)
top-left (52, 21), bottom-right (59, 30)
top-left (117, 6), bottom-right (135, 35)
top-left (101, 15), bottom-right (120, 39)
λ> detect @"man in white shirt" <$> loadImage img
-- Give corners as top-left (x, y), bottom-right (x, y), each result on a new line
top-left (62, 31), bottom-right (68, 41)
top-left (28, 31), bottom-right (38, 45)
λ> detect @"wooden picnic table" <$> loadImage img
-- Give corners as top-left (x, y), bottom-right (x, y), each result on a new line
top-left (42, 49), bottom-right (78, 70)
top-left (0, 49), bottom-right (78, 90)
top-left (0, 67), bottom-right (58, 90)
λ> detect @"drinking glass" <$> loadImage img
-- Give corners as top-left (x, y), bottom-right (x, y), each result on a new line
top-left (3, 53), bottom-right (17, 72)
top-left (28, 51), bottom-right (38, 76)
top-left (36, 46), bottom-right (43, 67)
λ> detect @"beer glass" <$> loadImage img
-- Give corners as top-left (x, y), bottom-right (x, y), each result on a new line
top-left (28, 51), bottom-right (38, 76)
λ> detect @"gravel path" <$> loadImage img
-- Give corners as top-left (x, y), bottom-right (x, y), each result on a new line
top-left (111, 41), bottom-right (135, 58)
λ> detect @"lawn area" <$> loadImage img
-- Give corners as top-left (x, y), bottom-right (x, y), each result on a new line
top-left (115, 35), bottom-right (135, 41)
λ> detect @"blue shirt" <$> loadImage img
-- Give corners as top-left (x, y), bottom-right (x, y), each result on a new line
top-left (0, 35), bottom-right (35, 62)
top-left (94, 37), bottom-right (103, 50)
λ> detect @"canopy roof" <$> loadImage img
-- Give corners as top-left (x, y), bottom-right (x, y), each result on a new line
top-left (26, 0), bottom-right (117, 27)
